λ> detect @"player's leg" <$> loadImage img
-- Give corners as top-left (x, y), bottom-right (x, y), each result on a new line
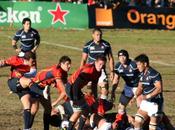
top-left (134, 109), bottom-right (148, 130)
top-left (20, 94), bottom-right (32, 130)
top-left (113, 88), bottom-right (133, 128)
top-left (39, 95), bottom-right (52, 130)
top-left (29, 96), bottom-right (39, 128)
top-left (18, 77), bottom-right (49, 99)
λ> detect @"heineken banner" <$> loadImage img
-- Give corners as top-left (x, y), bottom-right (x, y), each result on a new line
top-left (114, 6), bottom-right (175, 30)
top-left (0, 1), bottom-right (88, 29)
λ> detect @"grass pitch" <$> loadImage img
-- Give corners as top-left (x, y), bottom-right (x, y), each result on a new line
top-left (0, 28), bottom-right (175, 129)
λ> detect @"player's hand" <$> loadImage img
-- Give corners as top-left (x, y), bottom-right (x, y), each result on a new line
top-left (112, 122), bottom-right (118, 129)
top-left (31, 49), bottom-right (36, 53)
top-left (15, 48), bottom-right (21, 53)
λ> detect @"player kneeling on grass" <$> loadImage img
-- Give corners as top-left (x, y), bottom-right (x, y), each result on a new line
top-left (0, 51), bottom-right (48, 130)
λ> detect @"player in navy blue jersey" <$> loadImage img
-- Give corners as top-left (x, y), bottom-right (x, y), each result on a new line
top-left (134, 54), bottom-right (164, 130)
top-left (12, 17), bottom-right (40, 54)
top-left (80, 28), bottom-right (114, 100)
top-left (111, 49), bottom-right (140, 129)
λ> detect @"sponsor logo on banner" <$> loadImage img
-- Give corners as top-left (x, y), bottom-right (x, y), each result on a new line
top-left (0, 7), bottom-right (42, 23)
top-left (127, 8), bottom-right (175, 30)
top-left (48, 4), bottom-right (69, 25)
top-left (95, 8), bottom-right (113, 26)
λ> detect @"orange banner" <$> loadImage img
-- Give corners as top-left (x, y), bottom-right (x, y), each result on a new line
top-left (95, 8), bottom-right (113, 26)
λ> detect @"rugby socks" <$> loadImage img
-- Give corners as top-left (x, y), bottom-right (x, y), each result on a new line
top-left (67, 121), bottom-right (75, 130)
top-left (23, 109), bottom-right (31, 129)
top-left (43, 113), bottom-right (50, 130)
top-left (77, 116), bottom-right (86, 130)
top-left (29, 114), bottom-right (35, 128)
top-left (29, 83), bottom-right (43, 96)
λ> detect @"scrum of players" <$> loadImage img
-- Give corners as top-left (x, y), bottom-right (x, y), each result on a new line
top-left (0, 18), bottom-right (174, 130)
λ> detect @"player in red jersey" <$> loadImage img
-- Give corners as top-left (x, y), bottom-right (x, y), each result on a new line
top-left (65, 55), bottom-right (107, 130)
top-left (0, 51), bottom-right (45, 130)
top-left (28, 55), bottom-right (71, 130)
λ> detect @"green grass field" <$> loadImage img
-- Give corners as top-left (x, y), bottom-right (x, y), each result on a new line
top-left (0, 28), bottom-right (175, 129)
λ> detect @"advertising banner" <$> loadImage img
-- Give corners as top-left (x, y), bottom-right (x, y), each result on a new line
top-left (95, 8), bottom-right (113, 26)
top-left (114, 6), bottom-right (175, 30)
top-left (0, 1), bottom-right (88, 29)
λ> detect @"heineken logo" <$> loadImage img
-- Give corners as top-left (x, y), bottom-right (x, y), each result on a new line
top-left (0, 4), bottom-right (70, 25)
top-left (0, 6), bottom-right (42, 23)
top-left (48, 4), bottom-right (69, 25)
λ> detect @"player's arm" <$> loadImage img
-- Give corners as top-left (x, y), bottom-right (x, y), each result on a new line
top-left (52, 79), bottom-right (67, 107)
top-left (111, 73), bottom-right (120, 102)
top-left (80, 52), bottom-right (88, 68)
top-left (12, 31), bottom-right (21, 53)
top-left (80, 44), bottom-right (89, 68)
top-left (72, 72), bottom-right (87, 102)
top-left (32, 31), bottom-right (40, 53)
top-left (135, 82), bottom-right (143, 98)
top-left (24, 67), bottom-right (37, 78)
top-left (107, 50), bottom-right (115, 81)
top-left (12, 39), bottom-right (21, 53)
top-left (0, 59), bottom-right (7, 67)
top-left (144, 80), bottom-right (162, 100)
top-left (0, 56), bottom-right (18, 68)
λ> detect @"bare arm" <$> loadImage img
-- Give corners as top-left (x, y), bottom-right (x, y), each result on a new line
top-left (0, 60), bottom-right (7, 67)
top-left (80, 52), bottom-right (88, 68)
top-left (135, 82), bottom-right (143, 97)
top-left (52, 79), bottom-right (67, 107)
top-left (12, 40), bottom-right (21, 53)
top-left (107, 52), bottom-right (115, 81)
top-left (144, 81), bottom-right (162, 99)
top-left (111, 73), bottom-right (120, 102)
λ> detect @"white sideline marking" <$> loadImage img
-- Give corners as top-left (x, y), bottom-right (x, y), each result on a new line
top-left (1, 34), bottom-right (175, 67)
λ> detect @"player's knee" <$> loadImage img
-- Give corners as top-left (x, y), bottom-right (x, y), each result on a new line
top-left (149, 122), bottom-right (157, 130)
top-left (135, 114), bottom-right (145, 125)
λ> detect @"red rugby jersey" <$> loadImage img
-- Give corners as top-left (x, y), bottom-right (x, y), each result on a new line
top-left (5, 56), bottom-right (30, 78)
top-left (32, 65), bottom-right (68, 91)
top-left (68, 64), bottom-right (101, 89)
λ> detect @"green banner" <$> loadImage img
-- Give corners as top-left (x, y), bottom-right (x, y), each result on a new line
top-left (0, 1), bottom-right (88, 29)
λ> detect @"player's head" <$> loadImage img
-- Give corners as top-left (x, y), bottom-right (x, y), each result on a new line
top-left (58, 56), bottom-right (71, 72)
top-left (95, 55), bottom-right (106, 72)
top-left (134, 54), bottom-right (149, 72)
top-left (92, 28), bottom-right (102, 43)
top-left (22, 18), bottom-right (31, 31)
top-left (118, 49), bottom-right (129, 64)
top-left (23, 51), bottom-right (36, 66)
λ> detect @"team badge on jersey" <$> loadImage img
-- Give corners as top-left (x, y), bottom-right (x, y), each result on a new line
top-left (90, 46), bottom-right (95, 50)
top-left (101, 46), bottom-right (104, 49)
top-left (119, 69), bottom-right (124, 73)
top-left (31, 34), bottom-right (34, 37)
top-left (129, 68), bottom-right (132, 72)
top-left (21, 35), bottom-right (26, 38)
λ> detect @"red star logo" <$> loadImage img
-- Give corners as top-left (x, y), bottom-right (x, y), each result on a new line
top-left (48, 4), bottom-right (69, 25)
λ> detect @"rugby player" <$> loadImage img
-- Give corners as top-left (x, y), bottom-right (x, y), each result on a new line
top-left (134, 54), bottom-right (164, 130)
top-left (0, 51), bottom-right (45, 130)
top-left (111, 49), bottom-right (140, 129)
top-left (65, 55), bottom-right (107, 130)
